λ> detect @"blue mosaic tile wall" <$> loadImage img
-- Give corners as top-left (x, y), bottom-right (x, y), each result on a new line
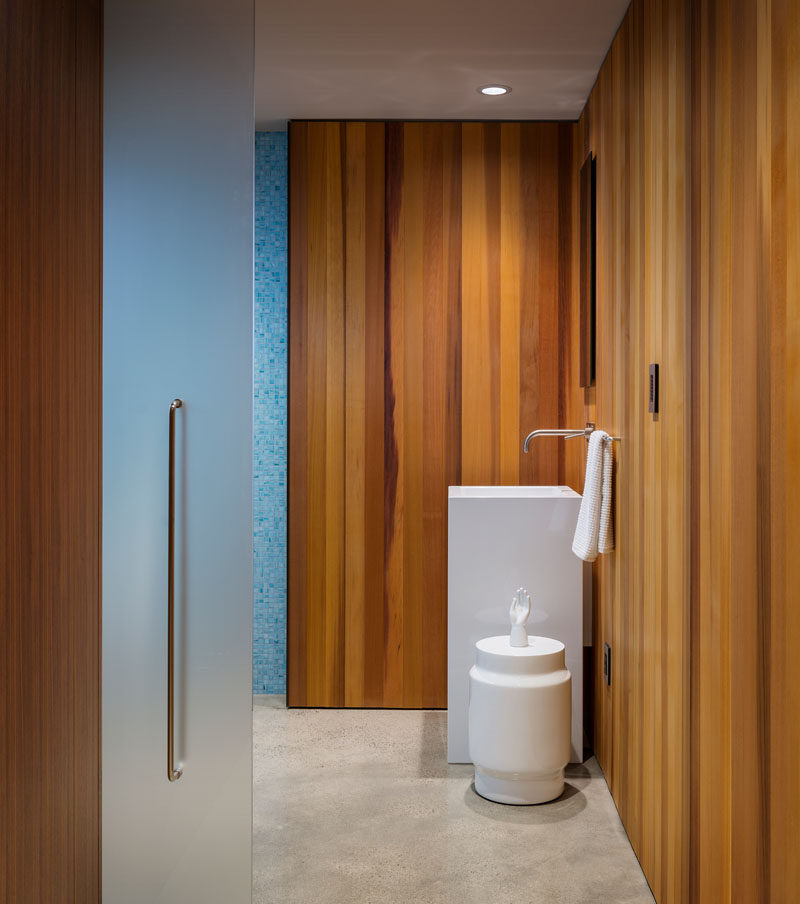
top-left (253, 131), bottom-right (288, 694)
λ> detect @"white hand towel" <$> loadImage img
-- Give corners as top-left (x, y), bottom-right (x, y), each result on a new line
top-left (598, 434), bottom-right (614, 554)
top-left (572, 430), bottom-right (613, 562)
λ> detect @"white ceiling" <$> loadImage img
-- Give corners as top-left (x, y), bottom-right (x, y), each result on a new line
top-left (255, 0), bottom-right (630, 129)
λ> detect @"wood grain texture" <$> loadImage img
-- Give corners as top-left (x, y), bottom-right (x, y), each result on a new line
top-left (571, 0), bottom-right (800, 901)
top-left (578, 154), bottom-right (595, 389)
top-left (0, 0), bottom-right (102, 900)
top-left (575, 1), bottom-right (693, 900)
top-left (344, 122), bottom-right (368, 706)
top-left (289, 121), bottom-right (571, 708)
top-left (691, 0), bottom-right (800, 900)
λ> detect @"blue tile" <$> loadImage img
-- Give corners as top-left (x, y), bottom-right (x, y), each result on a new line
top-left (253, 131), bottom-right (288, 694)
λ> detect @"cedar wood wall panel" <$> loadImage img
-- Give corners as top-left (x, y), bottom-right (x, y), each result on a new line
top-left (0, 0), bottom-right (102, 901)
top-left (289, 121), bottom-right (573, 708)
top-left (574, 2), bottom-right (692, 900)
top-left (691, 0), bottom-right (800, 900)
top-left (574, 0), bottom-right (800, 901)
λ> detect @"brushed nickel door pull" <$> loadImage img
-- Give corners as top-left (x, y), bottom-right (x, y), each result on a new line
top-left (168, 398), bottom-right (183, 782)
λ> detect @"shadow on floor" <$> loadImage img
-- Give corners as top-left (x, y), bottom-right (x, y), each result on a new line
top-left (463, 780), bottom-right (588, 823)
top-left (565, 762), bottom-right (593, 779)
top-left (416, 710), bottom-right (451, 779)
top-left (416, 709), bottom-right (595, 826)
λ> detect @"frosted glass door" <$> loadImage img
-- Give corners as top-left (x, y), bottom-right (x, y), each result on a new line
top-left (102, 1), bottom-right (253, 901)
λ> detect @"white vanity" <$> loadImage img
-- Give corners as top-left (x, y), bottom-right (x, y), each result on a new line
top-left (447, 485), bottom-right (585, 764)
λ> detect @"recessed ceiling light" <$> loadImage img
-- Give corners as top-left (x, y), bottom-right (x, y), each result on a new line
top-left (479, 85), bottom-right (511, 96)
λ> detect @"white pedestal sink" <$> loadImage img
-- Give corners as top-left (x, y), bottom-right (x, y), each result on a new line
top-left (447, 486), bottom-right (585, 764)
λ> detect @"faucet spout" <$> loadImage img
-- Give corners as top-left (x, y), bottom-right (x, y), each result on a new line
top-left (522, 426), bottom-right (590, 453)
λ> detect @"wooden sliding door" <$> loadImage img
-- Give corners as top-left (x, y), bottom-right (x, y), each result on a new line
top-left (288, 121), bottom-right (573, 707)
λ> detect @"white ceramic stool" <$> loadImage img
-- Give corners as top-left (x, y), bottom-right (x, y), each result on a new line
top-left (468, 587), bottom-right (572, 805)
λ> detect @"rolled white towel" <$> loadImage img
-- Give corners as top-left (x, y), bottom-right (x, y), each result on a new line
top-left (572, 430), bottom-right (613, 562)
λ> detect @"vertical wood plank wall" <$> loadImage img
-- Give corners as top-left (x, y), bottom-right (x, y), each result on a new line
top-left (289, 121), bottom-right (574, 707)
top-left (691, 0), bottom-right (800, 900)
top-left (572, 0), bottom-right (800, 901)
top-left (574, 3), bottom-right (692, 900)
top-left (0, 0), bottom-right (102, 900)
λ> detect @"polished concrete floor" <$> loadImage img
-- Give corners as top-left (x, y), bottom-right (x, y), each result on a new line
top-left (253, 696), bottom-right (655, 904)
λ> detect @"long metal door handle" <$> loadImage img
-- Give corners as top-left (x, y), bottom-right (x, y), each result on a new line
top-left (168, 398), bottom-right (183, 782)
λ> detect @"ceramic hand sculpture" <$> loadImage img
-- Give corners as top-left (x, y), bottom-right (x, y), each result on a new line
top-left (509, 586), bottom-right (531, 647)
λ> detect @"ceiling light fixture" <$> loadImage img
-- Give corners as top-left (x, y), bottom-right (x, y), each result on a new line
top-left (478, 85), bottom-right (511, 96)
